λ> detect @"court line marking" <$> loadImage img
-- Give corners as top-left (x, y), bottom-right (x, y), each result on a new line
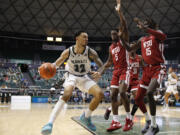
top-left (159, 131), bottom-right (180, 134)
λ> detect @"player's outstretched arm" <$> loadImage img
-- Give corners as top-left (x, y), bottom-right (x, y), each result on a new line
top-left (53, 49), bottom-right (69, 68)
top-left (98, 47), bottom-right (113, 75)
top-left (115, 0), bottom-right (129, 42)
top-left (134, 17), bottom-right (166, 41)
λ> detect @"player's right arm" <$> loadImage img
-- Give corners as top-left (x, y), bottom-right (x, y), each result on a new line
top-left (98, 47), bottom-right (113, 75)
top-left (171, 72), bottom-right (178, 81)
top-left (53, 49), bottom-right (69, 68)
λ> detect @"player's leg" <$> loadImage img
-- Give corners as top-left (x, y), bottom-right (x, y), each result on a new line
top-left (163, 90), bottom-right (171, 111)
top-left (41, 73), bottom-right (75, 135)
top-left (106, 88), bottom-right (122, 132)
top-left (130, 89), bottom-right (139, 121)
top-left (79, 76), bottom-right (104, 131)
top-left (104, 93), bottom-right (123, 120)
top-left (119, 80), bottom-right (133, 131)
top-left (41, 85), bottom-right (74, 135)
top-left (144, 78), bottom-right (160, 135)
top-left (135, 84), bottom-right (151, 134)
top-left (173, 86), bottom-right (179, 102)
top-left (145, 66), bottom-right (166, 135)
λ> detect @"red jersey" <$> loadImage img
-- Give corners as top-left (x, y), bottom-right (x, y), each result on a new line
top-left (110, 40), bottom-right (127, 70)
top-left (141, 29), bottom-right (166, 65)
top-left (128, 55), bottom-right (141, 80)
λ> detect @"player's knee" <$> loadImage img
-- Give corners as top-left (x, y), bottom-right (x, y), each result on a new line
top-left (120, 91), bottom-right (126, 99)
top-left (147, 90), bottom-right (154, 98)
top-left (94, 90), bottom-right (104, 100)
top-left (62, 92), bottom-right (72, 102)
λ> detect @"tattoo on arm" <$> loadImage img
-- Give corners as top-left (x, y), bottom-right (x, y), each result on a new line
top-left (89, 48), bottom-right (103, 68)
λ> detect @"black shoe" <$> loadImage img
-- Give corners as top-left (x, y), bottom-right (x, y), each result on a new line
top-left (145, 125), bottom-right (159, 135)
top-left (141, 120), bottom-right (151, 134)
top-left (104, 107), bottom-right (111, 120)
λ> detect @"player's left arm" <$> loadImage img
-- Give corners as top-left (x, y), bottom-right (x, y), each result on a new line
top-left (116, 1), bottom-right (129, 42)
top-left (134, 17), bottom-right (167, 41)
top-left (146, 29), bottom-right (167, 41)
top-left (171, 72), bottom-right (178, 81)
top-left (89, 48), bottom-right (103, 80)
top-left (89, 48), bottom-right (103, 68)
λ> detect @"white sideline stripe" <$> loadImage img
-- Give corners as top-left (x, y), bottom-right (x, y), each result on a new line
top-left (111, 85), bottom-right (119, 88)
top-left (158, 131), bottom-right (180, 134)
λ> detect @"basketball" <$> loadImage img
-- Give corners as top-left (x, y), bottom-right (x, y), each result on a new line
top-left (38, 63), bottom-right (56, 79)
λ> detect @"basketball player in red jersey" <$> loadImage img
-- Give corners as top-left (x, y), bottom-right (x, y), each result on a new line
top-left (122, 17), bottom-right (167, 135)
top-left (99, 0), bottom-right (133, 132)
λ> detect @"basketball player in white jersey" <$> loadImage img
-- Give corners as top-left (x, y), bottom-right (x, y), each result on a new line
top-left (41, 30), bottom-right (104, 135)
top-left (163, 67), bottom-right (179, 111)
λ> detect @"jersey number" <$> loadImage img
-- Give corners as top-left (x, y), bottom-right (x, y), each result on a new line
top-left (115, 54), bottom-right (118, 61)
top-left (146, 47), bottom-right (151, 56)
top-left (132, 67), bottom-right (137, 74)
top-left (74, 64), bottom-right (86, 73)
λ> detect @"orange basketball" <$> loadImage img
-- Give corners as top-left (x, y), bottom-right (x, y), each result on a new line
top-left (38, 62), bottom-right (56, 79)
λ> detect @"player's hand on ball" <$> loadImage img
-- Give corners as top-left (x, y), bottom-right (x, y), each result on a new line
top-left (90, 71), bottom-right (101, 81)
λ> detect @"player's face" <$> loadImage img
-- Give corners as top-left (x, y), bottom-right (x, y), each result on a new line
top-left (111, 30), bottom-right (119, 42)
top-left (168, 67), bottom-right (173, 73)
top-left (77, 32), bottom-right (88, 47)
top-left (129, 50), bottom-right (136, 57)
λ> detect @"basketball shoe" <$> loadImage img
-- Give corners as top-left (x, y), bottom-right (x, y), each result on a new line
top-left (145, 125), bottom-right (159, 135)
top-left (141, 120), bottom-right (151, 134)
top-left (79, 112), bottom-right (96, 131)
top-left (123, 118), bottom-right (133, 131)
top-left (107, 120), bottom-right (122, 132)
top-left (41, 123), bottom-right (53, 135)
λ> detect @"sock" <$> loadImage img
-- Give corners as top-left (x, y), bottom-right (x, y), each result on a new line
top-left (151, 116), bottom-right (157, 127)
top-left (113, 115), bottom-right (119, 122)
top-left (126, 112), bottom-right (130, 119)
top-left (144, 112), bottom-right (150, 121)
top-left (130, 115), bottom-right (134, 120)
top-left (85, 108), bottom-right (93, 118)
top-left (48, 98), bottom-right (65, 124)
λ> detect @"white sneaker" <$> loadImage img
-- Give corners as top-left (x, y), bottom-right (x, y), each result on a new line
top-left (162, 104), bottom-right (169, 112)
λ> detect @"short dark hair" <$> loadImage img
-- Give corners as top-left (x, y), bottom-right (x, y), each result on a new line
top-left (74, 30), bottom-right (86, 38)
top-left (145, 18), bottom-right (157, 29)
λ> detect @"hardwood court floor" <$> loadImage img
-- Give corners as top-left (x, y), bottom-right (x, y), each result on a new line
top-left (0, 103), bottom-right (180, 135)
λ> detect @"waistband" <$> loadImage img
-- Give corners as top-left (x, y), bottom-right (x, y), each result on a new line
top-left (67, 72), bottom-right (86, 77)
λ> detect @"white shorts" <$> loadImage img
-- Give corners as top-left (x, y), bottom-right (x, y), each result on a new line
top-left (166, 85), bottom-right (178, 94)
top-left (63, 72), bottom-right (97, 93)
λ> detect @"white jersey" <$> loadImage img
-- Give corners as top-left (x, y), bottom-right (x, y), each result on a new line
top-left (168, 73), bottom-right (177, 85)
top-left (65, 46), bottom-right (91, 76)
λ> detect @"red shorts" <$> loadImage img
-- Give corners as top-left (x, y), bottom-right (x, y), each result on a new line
top-left (111, 68), bottom-right (127, 88)
top-left (140, 65), bottom-right (166, 89)
top-left (127, 78), bottom-right (139, 93)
